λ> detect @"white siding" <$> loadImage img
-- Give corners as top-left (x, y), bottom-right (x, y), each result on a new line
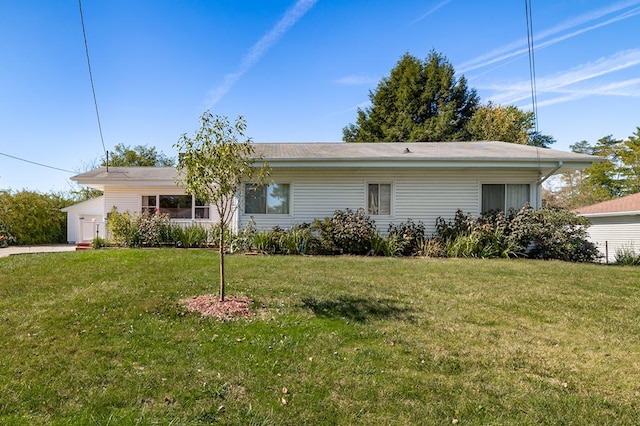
top-left (103, 185), bottom-right (220, 224)
top-left (239, 168), bottom-right (539, 234)
top-left (62, 196), bottom-right (105, 243)
top-left (585, 215), bottom-right (640, 263)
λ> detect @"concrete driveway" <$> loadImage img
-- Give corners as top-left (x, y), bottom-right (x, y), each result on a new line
top-left (0, 245), bottom-right (77, 258)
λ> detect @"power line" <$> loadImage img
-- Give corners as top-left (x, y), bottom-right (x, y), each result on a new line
top-left (525, 0), bottom-right (539, 134)
top-left (0, 152), bottom-right (75, 174)
top-left (78, 0), bottom-right (107, 157)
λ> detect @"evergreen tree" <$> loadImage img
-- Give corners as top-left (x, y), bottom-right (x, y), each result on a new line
top-left (343, 51), bottom-right (479, 142)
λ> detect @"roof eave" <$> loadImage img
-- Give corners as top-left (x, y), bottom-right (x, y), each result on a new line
top-left (577, 211), bottom-right (640, 218)
top-left (258, 158), bottom-right (598, 170)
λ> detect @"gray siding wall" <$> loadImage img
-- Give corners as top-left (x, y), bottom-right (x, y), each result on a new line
top-left (585, 215), bottom-right (640, 262)
top-left (239, 168), bottom-right (539, 235)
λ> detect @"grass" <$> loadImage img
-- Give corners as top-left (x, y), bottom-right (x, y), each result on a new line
top-left (1, 249), bottom-right (639, 425)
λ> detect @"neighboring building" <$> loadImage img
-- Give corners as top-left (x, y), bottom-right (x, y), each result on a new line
top-left (574, 193), bottom-right (640, 263)
top-left (61, 196), bottom-right (106, 244)
top-left (66, 141), bottom-right (601, 243)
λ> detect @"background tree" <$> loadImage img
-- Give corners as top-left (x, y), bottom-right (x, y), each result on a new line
top-left (103, 143), bottom-right (175, 167)
top-left (70, 159), bottom-right (103, 203)
top-left (528, 132), bottom-right (556, 148)
top-left (466, 103), bottom-right (556, 147)
top-left (174, 112), bottom-right (270, 301)
top-left (343, 51), bottom-right (479, 142)
top-left (467, 103), bottom-right (533, 144)
top-left (571, 136), bottom-right (624, 202)
top-left (545, 130), bottom-right (640, 209)
top-left (618, 127), bottom-right (640, 194)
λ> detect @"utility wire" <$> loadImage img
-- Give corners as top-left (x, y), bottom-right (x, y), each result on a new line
top-left (78, 0), bottom-right (107, 157)
top-left (525, 0), bottom-right (539, 134)
top-left (0, 152), bottom-right (75, 174)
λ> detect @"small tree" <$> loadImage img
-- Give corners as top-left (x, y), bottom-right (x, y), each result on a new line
top-left (174, 112), bottom-right (269, 301)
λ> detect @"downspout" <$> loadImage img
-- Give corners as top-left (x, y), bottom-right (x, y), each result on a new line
top-left (536, 161), bottom-right (563, 208)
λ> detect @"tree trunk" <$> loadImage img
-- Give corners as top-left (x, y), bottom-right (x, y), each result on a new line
top-left (219, 224), bottom-right (225, 302)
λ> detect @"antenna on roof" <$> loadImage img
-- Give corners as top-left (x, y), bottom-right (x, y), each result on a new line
top-left (106, 151), bottom-right (109, 172)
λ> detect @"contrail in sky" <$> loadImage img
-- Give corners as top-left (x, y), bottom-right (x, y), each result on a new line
top-left (206, 0), bottom-right (318, 108)
top-left (458, 0), bottom-right (640, 73)
top-left (408, 0), bottom-right (452, 26)
top-left (485, 48), bottom-right (640, 106)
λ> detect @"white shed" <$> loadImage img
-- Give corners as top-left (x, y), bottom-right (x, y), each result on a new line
top-left (61, 196), bottom-right (106, 244)
top-left (574, 193), bottom-right (640, 263)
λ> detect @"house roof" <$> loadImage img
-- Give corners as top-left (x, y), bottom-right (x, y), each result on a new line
top-left (252, 141), bottom-right (596, 163)
top-left (71, 141), bottom-right (602, 190)
top-left (60, 195), bottom-right (105, 212)
top-left (574, 192), bottom-right (640, 217)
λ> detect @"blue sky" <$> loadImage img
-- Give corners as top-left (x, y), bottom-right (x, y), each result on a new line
top-left (1, 0), bottom-right (639, 193)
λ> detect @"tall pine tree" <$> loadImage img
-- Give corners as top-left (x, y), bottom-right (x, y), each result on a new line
top-left (343, 51), bottom-right (479, 142)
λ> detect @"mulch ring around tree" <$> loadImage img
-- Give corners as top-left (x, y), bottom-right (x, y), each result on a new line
top-left (181, 294), bottom-right (253, 321)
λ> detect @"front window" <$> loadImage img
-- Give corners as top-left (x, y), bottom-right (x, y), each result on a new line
top-left (142, 195), bottom-right (209, 219)
top-left (142, 195), bottom-right (156, 213)
top-left (482, 184), bottom-right (530, 213)
top-left (245, 183), bottom-right (290, 214)
top-left (159, 195), bottom-right (192, 219)
top-left (368, 183), bottom-right (391, 215)
top-left (195, 198), bottom-right (209, 219)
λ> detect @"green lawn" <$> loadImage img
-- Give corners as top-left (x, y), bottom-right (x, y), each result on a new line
top-left (1, 249), bottom-right (639, 425)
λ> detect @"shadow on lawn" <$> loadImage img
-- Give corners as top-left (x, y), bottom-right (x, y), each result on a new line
top-left (302, 296), bottom-right (416, 322)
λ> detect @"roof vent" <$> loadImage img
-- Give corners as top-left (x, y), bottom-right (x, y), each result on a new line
top-left (404, 147), bottom-right (411, 153)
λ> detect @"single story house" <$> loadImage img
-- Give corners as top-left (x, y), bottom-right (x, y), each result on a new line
top-left (67, 141), bottom-right (601, 243)
top-left (574, 192), bottom-right (640, 263)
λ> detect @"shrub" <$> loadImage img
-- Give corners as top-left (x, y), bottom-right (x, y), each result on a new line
top-left (253, 229), bottom-right (275, 254)
top-left (316, 208), bottom-right (376, 255)
top-left (523, 207), bottom-right (600, 263)
top-left (251, 224), bottom-right (318, 255)
top-left (279, 225), bottom-right (314, 255)
top-left (434, 210), bottom-right (476, 243)
top-left (310, 217), bottom-right (339, 255)
top-left (418, 238), bottom-right (446, 258)
top-left (614, 245), bottom-right (640, 266)
top-left (370, 233), bottom-right (388, 256)
top-left (434, 210), bottom-right (519, 259)
top-left (0, 221), bottom-right (16, 247)
top-left (369, 233), bottom-right (404, 257)
top-left (0, 190), bottom-right (70, 245)
top-left (107, 208), bottom-right (136, 246)
top-left (250, 226), bottom-right (284, 254)
top-left (174, 224), bottom-right (209, 248)
top-left (137, 211), bottom-right (173, 246)
top-left (92, 236), bottom-right (110, 249)
top-left (388, 219), bottom-right (425, 256)
top-left (107, 208), bottom-right (173, 247)
top-left (433, 205), bottom-right (599, 262)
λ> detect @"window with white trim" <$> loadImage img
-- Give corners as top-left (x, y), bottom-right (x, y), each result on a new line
top-left (142, 195), bottom-right (156, 213)
top-left (141, 195), bottom-right (209, 219)
top-left (368, 183), bottom-right (391, 215)
top-left (245, 183), bottom-right (290, 214)
top-left (481, 184), bottom-right (530, 213)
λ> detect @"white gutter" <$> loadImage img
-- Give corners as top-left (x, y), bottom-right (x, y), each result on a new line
top-left (576, 211), bottom-right (640, 218)
top-left (538, 161), bottom-right (563, 184)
